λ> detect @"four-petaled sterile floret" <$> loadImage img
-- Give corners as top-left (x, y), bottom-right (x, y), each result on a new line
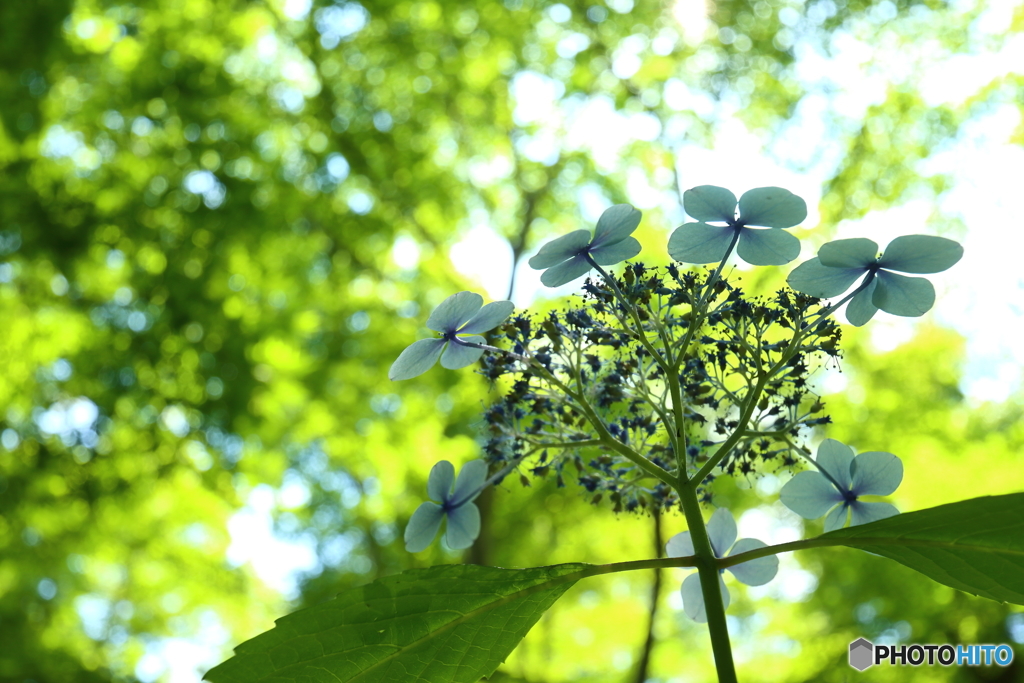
top-left (779, 438), bottom-right (903, 531)
top-left (529, 204), bottom-right (642, 287)
top-left (665, 508), bottom-right (779, 622)
top-left (405, 459), bottom-right (489, 552)
top-left (668, 186), bottom-right (807, 266)
top-left (389, 291), bottom-right (513, 381)
top-left (787, 235), bottom-right (963, 326)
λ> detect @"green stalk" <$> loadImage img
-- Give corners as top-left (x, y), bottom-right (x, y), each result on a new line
top-left (677, 479), bottom-right (738, 683)
top-left (695, 230), bottom-right (742, 308)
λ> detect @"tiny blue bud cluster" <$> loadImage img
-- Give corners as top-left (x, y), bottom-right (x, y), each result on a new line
top-left (479, 263), bottom-right (842, 513)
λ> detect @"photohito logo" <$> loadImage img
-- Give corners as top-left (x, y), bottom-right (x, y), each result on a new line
top-left (848, 638), bottom-right (1014, 671)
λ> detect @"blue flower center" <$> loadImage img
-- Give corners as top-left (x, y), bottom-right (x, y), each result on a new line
top-left (842, 488), bottom-right (859, 504)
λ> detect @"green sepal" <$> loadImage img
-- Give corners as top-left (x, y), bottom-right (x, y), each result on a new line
top-left (878, 234), bottom-right (964, 274)
top-left (737, 187), bottom-right (807, 228)
top-left (682, 185), bottom-right (737, 223)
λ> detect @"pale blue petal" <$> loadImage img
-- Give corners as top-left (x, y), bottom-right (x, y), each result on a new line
top-left (444, 501), bottom-right (481, 550)
top-left (404, 502), bottom-right (444, 552)
top-left (451, 459), bottom-right (489, 505)
top-left (787, 258), bottom-right (864, 298)
top-left (823, 504), bottom-right (849, 532)
top-left (849, 501), bottom-right (900, 527)
top-left (845, 277), bottom-right (879, 326)
top-left (683, 185), bottom-right (737, 223)
top-left (706, 508), bottom-right (737, 558)
top-left (665, 531), bottom-right (694, 558)
top-left (816, 439), bottom-right (855, 490)
top-left (590, 236), bottom-right (641, 265)
top-left (872, 270), bottom-right (935, 317)
top-left (779, 471), bottom-right (844, 519)
top-left (680, 573), bottom-right (706, 622)
top-left (878, 235), bottom-right (963, 274)
top-left (426, 291), bottom-right (484, 333)
top-left (388, 338), bottom-right (446, 381)
top-left (736, 228), bottom-right (801, 266)
top-left (528, 230), bottom-right (591, 269)
top-left (850, 451), bottom-right (903, 496)
top-left (818, 238), bottom-right (879, 268)
top-left (540, 254), bottom-right (592, 287)
top-left (592, 204), bottom-right (641, 248)
top-left (427, 460), bottom-right (455, 502)
top-left (681, 572), bottom-right (730, 623)
top-left (737, 187), bottom-right (807, 228)
top-left (727, 538), bottom-right (779, 586)
top-left (440, 335), bottom-right (485, 369)
top-left (667, 223), bottom-right (735, 264)
top-left (459, 301), bottom-right (515, 334)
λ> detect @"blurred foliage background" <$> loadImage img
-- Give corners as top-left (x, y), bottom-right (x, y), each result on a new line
top-left (1, 0), bottom-right (1022, 681)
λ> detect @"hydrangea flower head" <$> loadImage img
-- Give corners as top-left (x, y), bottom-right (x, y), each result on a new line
top-left (665, 508), bottom-right (779, 622)
top-left (780, 439), bottom-right (903, 532)
top-left (389, 291), bottom-right (513, 381)
top-left (404, 459), bottom-right (488, 552)
top-left (528, 204), bottom-right (642, 287)
top-left (787, 235), bottom-right (963, 326)
top-left (668, 186), bottom-right (807, 266)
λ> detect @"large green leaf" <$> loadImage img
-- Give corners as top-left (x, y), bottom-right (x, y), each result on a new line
top-left (204, 563), bottom-right (589, 683)
top-left (819, 493), bottom-right (1024, 603)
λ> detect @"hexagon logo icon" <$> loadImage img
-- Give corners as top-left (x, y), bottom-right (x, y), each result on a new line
top-left (849, 638), bottom-right (874, 671)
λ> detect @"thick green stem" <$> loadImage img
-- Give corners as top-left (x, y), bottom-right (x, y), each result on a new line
top-left (677, 480), bottom-right (737, 683)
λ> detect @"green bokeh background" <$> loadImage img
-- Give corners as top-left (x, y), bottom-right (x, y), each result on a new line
top-left (1, 0), bottom-right (1022, 681)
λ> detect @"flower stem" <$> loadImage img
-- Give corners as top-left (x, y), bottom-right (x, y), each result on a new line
top-left (696, 229), bottom-right (742, 309)
top-left (677, 479), bottom-right (738, 683)
top-left (583, 257), bottom-right (693, 471)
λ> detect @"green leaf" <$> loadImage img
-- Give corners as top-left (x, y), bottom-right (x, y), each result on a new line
top-left (878, 234), bottom-right (964, 274)
top-left (820, 493), bottom-right (1024, 604)
top-left (682, 185), bottom-right (737, 223)
top-left (737, 187), bottom-right (807, 228)
top-left (204, 563), bottom-right (589, 683)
